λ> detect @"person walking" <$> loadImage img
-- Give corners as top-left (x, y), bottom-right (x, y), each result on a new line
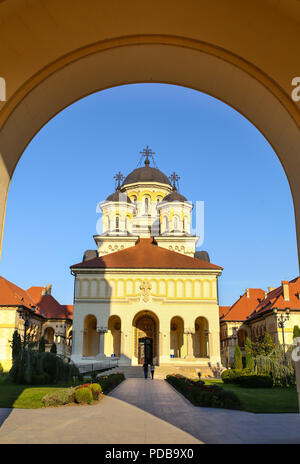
top-left (150, 363), bottom-right (155, 380)
top-left (143, 362), bottom-right (148, 379)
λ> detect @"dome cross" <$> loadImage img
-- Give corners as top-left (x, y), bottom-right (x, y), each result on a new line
top-left (139, 146), bottom-right (156, 166)
top-left (113, 171), bottom-right (125, 189)
top-left (169, 171), bottom-right (180, 190)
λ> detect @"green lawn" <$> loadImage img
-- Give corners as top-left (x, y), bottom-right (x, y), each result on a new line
top-left (0, 373), bottom-right (80, 409)
top-left (204, 379), bottom-right (299, 413)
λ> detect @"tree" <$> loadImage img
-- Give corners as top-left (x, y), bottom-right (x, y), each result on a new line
top-left (11, 330), bottom-right (22, 361)
top-left (50, 342), bottom-right (57, 354)
top-left (38, 336), bottom-right (46, 353)
top-left (233, 344), bottom-right (243, 370)
top-left (252, 332), bottom-right (275, 357)
top-left (245, 337), bottom-right (254, 371)
top-left (293, 325), bottom-right (300, 340)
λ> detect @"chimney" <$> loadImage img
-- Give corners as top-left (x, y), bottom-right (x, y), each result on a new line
top-left (264, 291), bottom-right (268, 299)
top-left (246, 288), bottom-right (250, 298)
top-left (282, 281), bottom-right (289, 301)
top-left (45, 284), bottom-right (52, 295)
top-left (268, 287), bottom-right (275, 293)
top-left (41, 288), bottom-right (46, 295)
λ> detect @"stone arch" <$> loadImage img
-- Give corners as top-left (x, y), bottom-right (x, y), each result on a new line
top-left (44, 326), bottom-right (55, 344)
top-left (170, 316), bottom-right (184, 358)
top-left (0, 7), bottom-right (300, 267)
top-left (83, 314), bottom-right (99, 357)
top-left (132, 310), bottom-right (159, 364)
top-left (193, 316), bottom-right (209, 358)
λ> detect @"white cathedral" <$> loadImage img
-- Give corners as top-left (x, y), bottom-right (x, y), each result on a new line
top-left (70, 147), bottom-right (223, 372)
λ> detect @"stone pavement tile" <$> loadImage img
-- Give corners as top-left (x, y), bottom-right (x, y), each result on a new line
top-left (0, 395), bottom-right (200, 444)
top-left (110, 378), bottom-right (300, 444)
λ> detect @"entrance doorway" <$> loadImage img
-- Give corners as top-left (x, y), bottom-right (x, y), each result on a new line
top-left (138, 337), bottom-right (153, 364)
top-left (133, 311), bottom-right (159, 364)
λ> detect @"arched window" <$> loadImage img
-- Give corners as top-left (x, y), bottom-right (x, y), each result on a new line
top-left (174, 215), bottom-right (180, 230)
top-left (164, 216), bottom-right (169, 233)
top-left (183, 216), bottom-right (188, 232)
top-left (145, 197), bottom-right (149, 214)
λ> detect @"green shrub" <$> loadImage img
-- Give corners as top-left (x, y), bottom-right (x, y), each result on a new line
top-left (89, 383), bottom-right (102, 400)
top-left (11, 330), bottom-right (22, 361)
top-left (238, 374), bottom-right (273, 388)
top-left (98, 373), bottom-right (125, 394)
top-left (38, 337), bottom-right (46, 353)
top-left (166, 375), bottom-right (241, 410)
top-left (42, 388), bottom-right (75, 407)
top-left (245, 337), bottom-right (254, 371)
top-left (50, 343), bottom-right (57, 354)
top-left (75, 387), bottom-right (93, 404)
top-left (7, 350), bottom-right (80, 385)
top-left (221, 369), bottom-right (242, 384)
top-left (0, 362), bottom-right (3, 373)
top-left (234, 344), bottom-right (243, 370)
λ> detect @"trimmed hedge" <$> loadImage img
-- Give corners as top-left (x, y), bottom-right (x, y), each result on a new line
top-left (221, 369), bottom-right (273, 388)
top-left (166, 374), bottom-right (241, 410)
top-left (75, 387), bottom-right (93, 404)
top-left (42, 388), bottom-right (75, 407)
top-left (90, 383), bottom-right (102, 400)
top-left (238, 375), bottom-right (273, 388)
top-left (98, 373), bottom-right (125, 394)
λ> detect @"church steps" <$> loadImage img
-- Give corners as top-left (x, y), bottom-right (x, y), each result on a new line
top-left (96, 364), bottom-right (223, 379)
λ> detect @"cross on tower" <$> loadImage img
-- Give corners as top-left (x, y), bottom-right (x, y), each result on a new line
top-left (139, 146), bottom-right (156, 166)
top-left (113, 171), bottom-right (125, 189)
top-left (169, 171), bottom-right (180, 190)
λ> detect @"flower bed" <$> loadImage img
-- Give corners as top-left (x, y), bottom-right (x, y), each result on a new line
top-left (41, 372), bottom-right (124, 407)
top-left (166, 374), bottom-right (241, 410)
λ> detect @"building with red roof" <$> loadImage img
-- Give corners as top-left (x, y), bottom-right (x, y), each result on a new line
top-left (219, 278), bottom-right (300, 367)
top-left (0, 277), bottom-right (73, 370)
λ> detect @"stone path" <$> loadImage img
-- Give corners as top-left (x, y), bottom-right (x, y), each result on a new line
top-left (110, 378), bottom-right (300, 444)
top-left (0, 379), bottom-right (299, 444)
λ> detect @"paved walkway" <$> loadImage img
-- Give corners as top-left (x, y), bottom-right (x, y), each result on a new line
top-left (110, 379), bottom-right (300, 444)
top-left (0, 379), bottom-right (299, 444)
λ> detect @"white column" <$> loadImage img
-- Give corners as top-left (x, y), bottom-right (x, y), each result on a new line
top-left (96, 326), bottom-right (107, 359)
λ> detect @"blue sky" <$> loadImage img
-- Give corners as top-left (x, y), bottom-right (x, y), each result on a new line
top-left (0, 84), bottom-right (298, 305)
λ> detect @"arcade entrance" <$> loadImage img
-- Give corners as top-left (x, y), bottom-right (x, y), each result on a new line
top-left (133, 311), bottom-right (159, 365)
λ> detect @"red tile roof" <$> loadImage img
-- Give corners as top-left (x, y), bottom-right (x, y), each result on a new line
top-left (71, 238), bottom-right (222, 271)
top-left (219, 306), bottom-right (230, 318)
top-left (0, 276), bottom-right (44, 317)
top-left (221, 289), bottom-right (265, 322)
top-left (247, 276), bottom-right (300, 321)
top-left (27, 286), bottom-right (73, 320)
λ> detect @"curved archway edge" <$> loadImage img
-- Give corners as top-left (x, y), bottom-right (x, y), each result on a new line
top-left (0, 36), bottom-right (300, 267)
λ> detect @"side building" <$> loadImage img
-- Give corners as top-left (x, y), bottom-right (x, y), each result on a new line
top-left (220, 277), bottom-right (300, 367)
top-left (0, 277), bottom-right (73, 370)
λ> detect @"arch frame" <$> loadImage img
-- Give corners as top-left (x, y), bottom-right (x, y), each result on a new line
top-left (0, 34), bottom-right (300, 263)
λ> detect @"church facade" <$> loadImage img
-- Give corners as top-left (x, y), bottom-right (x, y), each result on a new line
top-left (70, 148), bottom-right (223, 369)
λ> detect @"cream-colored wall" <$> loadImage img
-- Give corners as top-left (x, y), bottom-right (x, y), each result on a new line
top-left (0, 307), bottom-right (44, 371)
top-left (72, 269), bottom-right (221, 366)
top-left (0, 308), bottom-right (17, 370)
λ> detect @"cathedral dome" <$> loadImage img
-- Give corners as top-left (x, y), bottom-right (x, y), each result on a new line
top-left (162, 191), bottom-right (188, 202)
top-left (122, 166), bottom-right (172, 187)
top-left (105, 190), bottom-right (132, 203)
